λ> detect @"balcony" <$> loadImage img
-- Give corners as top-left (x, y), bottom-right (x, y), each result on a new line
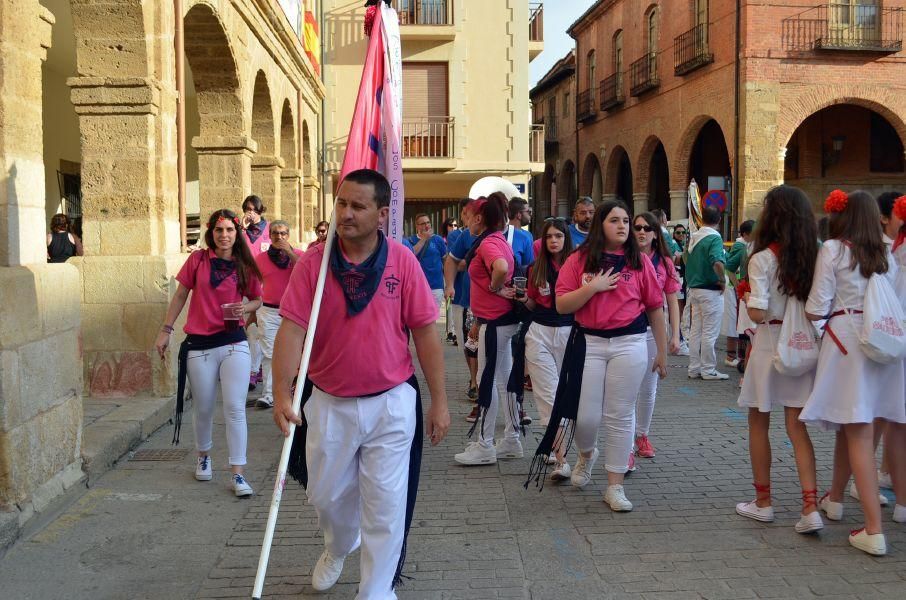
top-left (392, 0), bottom-right (455, 41)
top-left (402, 117), bottom-right (454, 159)
top-left (599, 73), bottom-right (625, 111)
top-left (530, 124), bottom-right (545, 164)
top-left (782, 4), bottom-right (903, 53)
top-left (577, 89), bottom-right (596, 122)
top-left (629, 52), bottom-right (659, 97)
top-left (544, 117), bottom-right (557, 142)
top-left (529, 2), bottom-right (544, 60)
top-left (674, 23), bottom-right (714, 75)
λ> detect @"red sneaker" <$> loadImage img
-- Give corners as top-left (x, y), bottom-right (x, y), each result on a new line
top-left (465, 405), bottom-right (480, 423)
top-left (635, 435), bottom-right (656, 458)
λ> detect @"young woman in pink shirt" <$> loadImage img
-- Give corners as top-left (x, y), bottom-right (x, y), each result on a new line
top-left (454, 192), bottom-right (520, 466)
top-left (155, 209), bottom-right (263, 497)
top-left (528, 200), bottom-right (668, 511)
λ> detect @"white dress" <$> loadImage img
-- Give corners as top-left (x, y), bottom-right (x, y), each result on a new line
top-left (737, 250), bottom-right (815, 412)
top-left (799, 240), bottom-right (906, 429)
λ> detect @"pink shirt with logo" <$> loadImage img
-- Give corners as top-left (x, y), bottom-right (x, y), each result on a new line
top-left (651, 252), bottom-right (681, 295)
top-left (255, 248), bottom-right (305, 306)
top-left (176, 249), bottom-right (263, 336)
top-left (556, 249), bottom-right (662, 330)
top-left (280, 239), bottom-right (438, 397)
top-left (468, 232), bottom-right (515, 321)
top-left (527, 260), bottom-right (562, 310)
top-left (244, 221), bottom-right (271, 256)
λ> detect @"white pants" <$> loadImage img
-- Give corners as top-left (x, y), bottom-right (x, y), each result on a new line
top-left (524, 323), bottom-right (570, 427)
top-left (444, 297), bottom-right (455, 336)
top-left (187, 341), bottom-right (251, 465)
top-left (574, 333), bottom-right (648, 473)
top-left (304, 382), bottom-right (416, 600)
top-left (635, 329), bottom-right (658, 437)
top-left (478, 323), bottom-right (519, 447)
top-left (247, 321), bottom-right (263, 374)
top-left (688, 288), bottom-right (724, 375)
top-left (431, 288), bottom-right (444, 311)
top-left (257, 305), bottom-right (282, 403)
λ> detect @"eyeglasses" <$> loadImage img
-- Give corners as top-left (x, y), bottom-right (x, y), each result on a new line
top-left (316, 229), bottom-right (328, 235)
top-left (272, 230), bottom-right (289, 237)
top-left (633, 225), bottom-right (655, 232)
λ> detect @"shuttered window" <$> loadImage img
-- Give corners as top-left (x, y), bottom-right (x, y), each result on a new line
top-left (402, 62), bottom-right (448, 118)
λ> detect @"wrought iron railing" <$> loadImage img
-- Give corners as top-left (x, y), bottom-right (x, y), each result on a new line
top-left (393, 0), bottom-right (452, 26)
top-left (537, 116), bottom-right (557, 141)
top-left (782, 3), bottom-right (902, 52)
top-left (599, 73), bottom-right (624, 110)
top-left (401, 117), bottom-right (454, 158)
top-left (630, 52), bottom-right (659, 96)
top-left (674, 23), bottom-right (714, 75)
top-left (577, 88), bottom-right (596, 121)
top-left (530, 2), bottom-right (544, 42)
top-left (530, 124), bottom-right (545, 163)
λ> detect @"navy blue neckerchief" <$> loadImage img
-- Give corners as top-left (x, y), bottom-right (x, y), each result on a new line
top-left (467, 312), bottom-right (520, 439)
top-left (267, 245), bottom-right (291, 269)
top-left (600, 251), bottom-right (627, 274)
top-left (530, 258), bottom-right (574, 328)
top-left (287, 375), bottom-right (424, 589)
top-left (329, 231), bottom-right (389, 316)
top-left (524, 314), bottom-right (649, 489)
top-left (209, 256), bottom-right (237, 289)
top-left (246, 219), bottom-right (267, 243)
top-left (173, 330), bottom-right (247, 444)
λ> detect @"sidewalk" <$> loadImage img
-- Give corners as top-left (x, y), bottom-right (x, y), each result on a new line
top-left (1, 333), bottom-right (905, 599)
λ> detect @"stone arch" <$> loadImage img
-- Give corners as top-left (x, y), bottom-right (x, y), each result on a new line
top-left (69, 0), bottom-right (150, 77)
top-left (581, 153), bottom-right (603, 203)
top-left (538, 163), bottom-right (555, 220)
top-left (252, 70), bottom-right (276, 156)
top-left (302, 119), bottom-right (313, 177)
top-left (672, 115), bottom-right (731, 189)
top-left (604, 145), bottom-right (633, 203)
top-left (280, 99), bottom-right (297, 168)
top-left (635, 135), bottom-right (670, 212)
top-left (560, 160), bottom-right (577, 207)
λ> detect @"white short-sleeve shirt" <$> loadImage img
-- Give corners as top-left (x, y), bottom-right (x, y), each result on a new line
top-left (746, 249), bottom-right (787, 322)
top-left (805, 239), bottom-right (897, 316)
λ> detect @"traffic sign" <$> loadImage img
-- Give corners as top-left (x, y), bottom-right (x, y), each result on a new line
top-left (703, 189), bottom-right (728, 212)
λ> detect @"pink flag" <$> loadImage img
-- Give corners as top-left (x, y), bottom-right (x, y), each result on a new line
top-left (339, 3), bottom-right (405, 240)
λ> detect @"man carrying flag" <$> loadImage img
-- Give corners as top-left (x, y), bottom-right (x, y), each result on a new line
top-left (272, 169), bottom-right (450, 597)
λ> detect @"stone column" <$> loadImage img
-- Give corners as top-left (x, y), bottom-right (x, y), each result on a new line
top-left (303, 175), bottom-right (322, 244)
top-left (632, 192), bottom-right (648, 216)
top-left (192, 136), bottom-right (257, 220)
top-left (0, 1), bottom-right (83, 547)
top-left (280, 169), bottom-right (303, 241)
top-left (601, 193), bottom-right (617, 204)
top-left (669, 190), bottom-right (688, 222)
top-left (251, 155), bottom-right (284, 219)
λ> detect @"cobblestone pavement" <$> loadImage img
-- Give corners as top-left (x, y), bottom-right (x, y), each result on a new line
top-left (2, 328), bottom-right (905, 599)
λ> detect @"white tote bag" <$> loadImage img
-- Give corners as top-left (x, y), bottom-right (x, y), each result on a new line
top-left (856, 273), bottom-right (906, 364)
top-left (771, 297), bottom-right (820, 376)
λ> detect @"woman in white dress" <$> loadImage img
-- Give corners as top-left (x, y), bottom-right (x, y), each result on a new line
top-left (735, 186), bottom-right (822, 534)
top-left (802, 190), bottom-right (906, 556)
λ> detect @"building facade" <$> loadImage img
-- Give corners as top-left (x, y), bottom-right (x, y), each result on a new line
top-left (322, 0), bottom-right (546, 232)
top-left (545, 0), bottom-right (906, 227)
top-left (1, 0), bottom-right (324, 547)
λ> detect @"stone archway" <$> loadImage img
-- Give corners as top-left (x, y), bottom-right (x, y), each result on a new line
top-left (250, 70), bottom-right (282, 217)
top-left (185, 2), bottom-right (250, 221)
top-left (604, 145), bottom-right (633, 207)
top-left (279, 99), bottom-right (303, 237)
top-left (559, 160), bottom-right (577, 214)
top-left (636, 135), bottom-right (670, 214)
top-left (302, 119), bottom-right (320, 230)
top-left (581, 153), bottom-right (603, 204)
top-left (538, 163), bottom-right (556, 221)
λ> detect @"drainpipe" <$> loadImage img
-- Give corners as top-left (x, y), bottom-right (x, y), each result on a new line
top-left (575, 41), bottom-right (580, 206)
top-left (175, 0), bottom-right (187, 251)
top-left (733, 0), bottom-right (742, 229)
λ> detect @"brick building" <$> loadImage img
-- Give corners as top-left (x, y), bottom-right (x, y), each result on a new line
top-left (532, 0), bottom-right (906, 228)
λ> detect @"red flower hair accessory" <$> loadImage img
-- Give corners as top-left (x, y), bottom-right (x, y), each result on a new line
top-left (824, 189), bottom-right (849, 214)
top-left (893, 195), bottom-right (906, 223)
top-left (364, 5), bottom-right (378, 36)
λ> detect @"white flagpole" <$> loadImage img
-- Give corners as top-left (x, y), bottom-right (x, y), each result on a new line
top-left (252, 204), bottom-right (338, 599)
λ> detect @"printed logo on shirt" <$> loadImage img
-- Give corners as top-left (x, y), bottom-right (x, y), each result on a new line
top-left (341, 270), bottom-right (368, 301)
top-left (582, 273), bottom-right (594, 286)
top-left (540, 283), bottom-right (551, 296)
top-left (381, 273), bottom-right (402, 299)
top-left (261, 242), bottom-right (271, 252)
top-left (620, 271), bottom-right (634, 283)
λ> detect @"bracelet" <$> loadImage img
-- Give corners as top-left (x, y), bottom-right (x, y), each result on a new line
top-left (161, 324), bottom-right (174, 334)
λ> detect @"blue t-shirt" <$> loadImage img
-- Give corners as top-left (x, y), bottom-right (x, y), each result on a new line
top-left (404, 234), bottom-right (447, 290)
top-left (508, 226), bottom-right (535, 268)
top-left (569, 223), bottom-right (589, 248)
top-left (449, 229), bottom-right (474, 307)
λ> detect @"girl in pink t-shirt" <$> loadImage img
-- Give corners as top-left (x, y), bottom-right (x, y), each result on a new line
top-left (632, 212), bottom-right (682, 465)
top-left (241, 195), bottom-right (270, 390)
top-left (527, 200), bottom-right (667, 512)
top-left (154, 209), bottom-right (263, 498)
top-left (454, 193), bottom-right (521, 466)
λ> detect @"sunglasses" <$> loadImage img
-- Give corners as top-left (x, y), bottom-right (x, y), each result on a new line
top-left (633, 225), bottom-right (655, 232)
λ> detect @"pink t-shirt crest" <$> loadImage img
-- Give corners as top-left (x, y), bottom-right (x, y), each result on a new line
top-left (468, 232), bottom-right (515, 320)
top-left (556, 250), bottom-right (662, 330)
top-left (176, 249), bottom-right (263, 336)
top-left (244, 221), bottom-right (271, 256)
top-left (280, 239), bottom-right (438, 397)
top-left (527, 260), bottom-right (562, 310)
top-left (255, 248), bottom-right (305, 306)
top-left (652, 252), bottom-right (681, 295)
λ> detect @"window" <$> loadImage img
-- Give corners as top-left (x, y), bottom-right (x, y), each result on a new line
top-left (587, 50), bottom-right (597, 99)
top-left (613, 30), bottom-right (623, 91)
top-left (547, 95), bottom-right (556, 122)
top-left (647, 8), bottom-right (658, 70)
top-left (870, 112), bottom-right (905, 173)
top-left (693, 0), bottom-right (708, 26)
top-left (402, 62), bottom-right (448, 118)
top-left (564, 92), bottom-right (570, 117)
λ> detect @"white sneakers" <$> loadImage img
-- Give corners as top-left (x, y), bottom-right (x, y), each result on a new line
top-left (570, 448), bottom-right (599, 488)
top-left (894, 504), bottom-right (906, 523)
top-left (724, 357), bottom-right (741, 368)
top-left (550, 461), bottom-right (572, 481)
top-left (231, 473), bottom-right (254, 497)
top-left (794, 511), bottom-right (824, 534)
top-left (312, 536), bottom-right (361, 591)
top-left (604, 485), bottom-right (633, 512)
top-left (495, 437), bottom-right (524, 459)
top-left (701, 370), bottom-right (730, 380)
top-left (819, 493), bottom-right (844, 521)
top-left (848, 481), bottom-right (889, 505)
top-left (195, 455), bottom-right (212, 481)
top-left (849, 529), bottom-right (886, 556)
top-left (735, 501), bottom-right (775, 523)
top-left (454, 442), bottom-right (497, 465)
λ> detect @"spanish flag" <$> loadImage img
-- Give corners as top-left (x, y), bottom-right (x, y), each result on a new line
top-left (304, 10), bottom-right (320, 75)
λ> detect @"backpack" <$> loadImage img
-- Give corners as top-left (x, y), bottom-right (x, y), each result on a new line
top-left (854, 273), bottom-right (906, 364)
top-left (771, 296), bottom-right (820, 376)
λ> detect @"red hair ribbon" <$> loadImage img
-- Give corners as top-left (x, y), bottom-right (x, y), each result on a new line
top-left (824, 189), bottom-right (848, 214)
top-left (893, 195), bottom-right (906, 223)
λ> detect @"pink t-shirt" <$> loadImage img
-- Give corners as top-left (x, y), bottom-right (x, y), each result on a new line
top-left (255, 248), bottom-right (305, 306)
top-left (280, 239), bottom-right (438, 397)
top-left (176, 249), bottom-right (263, 336)
top-left (556, 249), bottom-right (662, 330)
top-left (468, 232), bottom-right (515, 320)
top-left (533, 238), bottom-right (543, 258)
top-left (527, 260), bottom-right (561, 310)
top-left (244, 221), bottom-right (272, 256)
top-left (651, 252), bottom-right (681, 295)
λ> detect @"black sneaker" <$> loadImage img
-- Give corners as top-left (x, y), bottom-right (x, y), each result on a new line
top-left (467, 385), bottom-right (478, 400)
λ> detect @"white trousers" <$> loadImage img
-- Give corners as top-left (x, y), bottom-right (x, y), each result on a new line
top-left (247, 321), bottom-right (263, 374)
top-left (187, 341), bottom-right (250, 465)
top-left (304, 382), bottom-right (416, 600)
top-left (524, 323), bottom-right (570, 427)
top-left (688, 288), bottom-right (724, 375)
top-left (478, 323), bottom-right (519, 446)
top-left (635, 329), bottom-right (658, 437)
top-left (445, 298), bottom-right (455, 335)
top-left (257, 305), bottom-right (282, 403)
top-left (574, 334), bottom-right (648, 473)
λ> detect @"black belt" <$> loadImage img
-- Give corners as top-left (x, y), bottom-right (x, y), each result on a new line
top-left (263, 302), bottom-right (280, 309)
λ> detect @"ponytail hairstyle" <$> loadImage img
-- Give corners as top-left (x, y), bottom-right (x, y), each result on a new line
top-left (530, 218), bottom-right (573, 290)
top-left (475, 191), bottom-right (509, 233)
top-left (204, 209), bottom-right (263, 294)
top-left (583, 199), bottom-right (642, 273)
top-left (750, 185), bottom-right (818, 301)
top-left (827, 190), bottom-right (888, 278)
top-left (635, 211), bottom-right (670, 260)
